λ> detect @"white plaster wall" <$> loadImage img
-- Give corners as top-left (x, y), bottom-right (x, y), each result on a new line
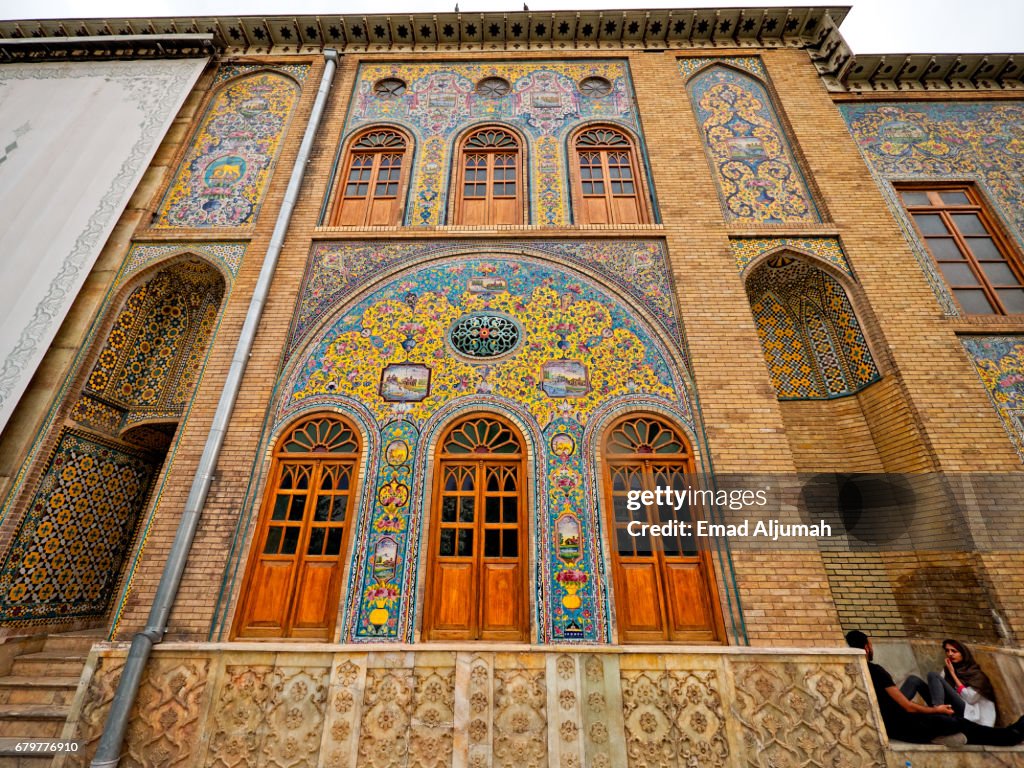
top-left (0, 58), bottom-right (208, 432)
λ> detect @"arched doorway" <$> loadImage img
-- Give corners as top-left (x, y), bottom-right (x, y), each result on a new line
top-left (423, 415), bottom-right (528, 641)
top-left (603, 414), bottom-right (724, 643)
top-left (234, 414), bottom-right (362, 640)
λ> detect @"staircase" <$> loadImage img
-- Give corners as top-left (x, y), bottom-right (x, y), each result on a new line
top-left (0, 631), bottom-right (100, 765)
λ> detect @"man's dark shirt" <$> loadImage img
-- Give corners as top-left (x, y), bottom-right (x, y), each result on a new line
top-left (867, 661), bottom-right (916, 735)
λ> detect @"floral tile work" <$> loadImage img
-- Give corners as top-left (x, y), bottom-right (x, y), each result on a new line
top-left (154, 66), bottom-right (306, 228)
top-left (338, 61), bottom-right (643, 226)
top-left (683, 60), bottom-right (819, 224)
top-left (961, 336), bottom-right (1024, 461)
top-left (0, 430), bottom-right (156, 624)
top-left (277, 250), bottom-right (695, 643)
top-left (730, 236), bottom-right (852, 278)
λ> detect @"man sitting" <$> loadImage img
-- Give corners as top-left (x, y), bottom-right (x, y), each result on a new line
top-left (846, 630), bottom-right (1024, 746)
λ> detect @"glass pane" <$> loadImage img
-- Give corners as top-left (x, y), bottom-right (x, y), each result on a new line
top-left (296, 472), bottom-right (309, 490)
top-left (616, 526), bottom-right (634, 556)
top-left (504, 497), bottom-right (517, 523)
top-left (980, 262), bottom-right (1019, 285)
top-left (503, 529), bottom-right (517, 557)
top-left (331, 496), bottom-right (348, 522)
top-left (901, 190), bottom-right (930, 206)
top-left (289, 496), bottom-right (306, 521)
top-left (966, 238), bottom-right (1004, 261)
top-left (485, 496), bottom-right (500, 523)
top-left (263, 526), bottom-right (282, 554)
top-left (338, 469), bottom-right (350, 491)
top-left (272, 495), bottom-right (289, 521)
top-left (460, 497), bottom-right (475, 523)
top-left (321, 472), bottom-right (334, 491)
top-left (912, 214), bottom-right (947, 235)
top-left (439, 528), bottom-right (455, 556)
top-left (441, 497), bottom-right (457, 523)
top-left (457, 529), bottom-right (473, 557)
top-left (613, 495), bottom-right (630, 523)
top-left (938, 262), bottom-right (979, 286)
top-left (461, 472), bottom-right (474, 492)
top-left (314, 496), bottom-right (332, 522)
top-left (951, 213), bottom-right (987, 236)
top-left (997, 289), bottom-right (1024, 314)
top-left (955, 289), bottom-right (995, 315)
top-left (282, 526), bottom-right (300, 555)
top-left (621, 181), bottom-right (635, 194)
top-left (939, 191), bottom-right (971, 205)
top-left (927, 237), bottom-right (964, 260)
top-left (504, 472), bottom-right (516, 492)
top-left (444, 472), bottom-right (457, 492)
top-left (485, 529), bottom-right (500, 558)
top-left (326, 528), bottom-right (344, 556)
top-left (307, 528), bottom-right (324, 556)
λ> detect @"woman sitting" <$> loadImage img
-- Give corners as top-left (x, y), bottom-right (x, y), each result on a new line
top-left (903, 639), bottom-right (997, 726)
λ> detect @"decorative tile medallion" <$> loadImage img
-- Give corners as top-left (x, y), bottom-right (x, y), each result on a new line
top-left (336, 61), bottom-right (645, 226)
top-left (840, 102), bottom-right (1024, 315)
top-left (746, 257), bottom-right (879, 399)
top-left (731, 236), bottom-right (851, 277)
top-left (685, 62), bottom-right (819, 224)
top-left (155, 67), bottom-right (304, 227)
top-left (0, 430), bottom-right (156, 624)
top-left (961, 336), bottom-right (1024, 461)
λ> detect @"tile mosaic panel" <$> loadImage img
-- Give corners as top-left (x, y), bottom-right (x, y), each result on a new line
top-left (961, 336), bottom-right (1024, 461)
top-left (686, 63), bottom-right (819, 224)
top-left (746, 256), bottom-right (879, 399)
top-left (840, 101), bottom-right (1024, 316)
top-left (120, 242), bottom-right (246, 285)
top-left (0, 430), bottom-right (156, 624)
top-left (293, 255), bottom-right (691, 642)
top-left (678, 56), bottom-right (766, 81)
top-left (290, 239), bottom-right (681, 355)
top-left (731, 236), bottom-right (851, 277)
top-left (155, 68), bottom-right (304, 227)
top-left (338, 61), bottom-right (643, 226)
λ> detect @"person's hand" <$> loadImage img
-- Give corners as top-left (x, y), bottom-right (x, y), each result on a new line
top-left (933, 704), bottom-right (955, 715)
top-left (945, 658), bottom-right (955, 674)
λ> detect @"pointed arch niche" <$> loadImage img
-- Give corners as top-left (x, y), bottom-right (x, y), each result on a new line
top-left (0, 257), bottom-right (226, 628)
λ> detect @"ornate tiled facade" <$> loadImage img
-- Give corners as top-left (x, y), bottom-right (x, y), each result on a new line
top-left (746, 256), bottom-right (879, 399)
top-left (259, 245), bottom-right (697, 643)
top-left (731, 236), bottom-right (851, 277)
top-left (333, 61), bottom-right (646, 226)
top-left (0, 430), bottom-right (156, 624)
top-left (961, 336), bottom-right (1024, 460)
top-left (154, 67), bottom-right (305, 227)
top-left (120, 242), bottom-right (246, 284)
top-left (685, 62), bottom-right (819, 224)
top-left (840, 102), bottom-right (1024, 315)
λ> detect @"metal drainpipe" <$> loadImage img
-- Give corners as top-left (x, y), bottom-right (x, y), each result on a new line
top-left (91, 48), bottom-right (339, 768)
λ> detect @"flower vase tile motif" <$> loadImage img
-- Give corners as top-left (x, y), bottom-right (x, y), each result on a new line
top-left (339, 61), bottom-right (644, 226)
top-left (154, 67), bottom-right (306, 228)
top-left (961, 336), bottom-right (1024, 461)
top-left (283, 250), bottom-right (694, 642)
top-left (683, 61), bottom-right (820, 225)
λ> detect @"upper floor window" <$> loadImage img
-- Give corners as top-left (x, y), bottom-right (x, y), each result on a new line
top-left (899, 185), bottom-right (1024, 315)
top-left (573, 127), bottom-right (647, 225)
top-left (453, 127), bottom-right (523, 226)
top-left (329, 129), bottom-right (409, 226)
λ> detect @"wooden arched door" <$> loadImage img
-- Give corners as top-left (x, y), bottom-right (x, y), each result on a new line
top-left (424, 415), bottom-right (528, 641)
top-left (603, 414), bottom-right (724, 643)
top-left (234, 414), bottom-right (361, 640)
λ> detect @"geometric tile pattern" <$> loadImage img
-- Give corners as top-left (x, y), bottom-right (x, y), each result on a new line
top-left (275, 251), bottom-right (694, 643)
top-left (337, 61), bottom-right (645, 226)
top-left (731, 236), bottom-right (851, 277)
top-left (686, 63), bottom-right (819, 224)
top-left (747, 257), bottom-right (879, 399)
top-left (154, 69), bottom-right (303, 227)
top-left (290, 239), bottom-right (681, 355)
top-left (678, 55), bottom-right (766, 81)
top-left (960, 335), bottom-right (1024, 461)
top-left (120, 242), bottom-right (246, 285)
top-left (214, 62), bottom-right (310, 86)
top-left (839, 101), bottom-right (1024, 315)
top-left (0, 429), bottom-right (156, 624)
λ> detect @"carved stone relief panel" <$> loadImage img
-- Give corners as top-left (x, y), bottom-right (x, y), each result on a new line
top-left (409, 666), bottom-right (456, 768)
top-left (63, 654), bottom-right (125, 767)
top-left (456, 653), bottom-right (494, 768)
top-left (493, 664), bottom-right (547, 768)
top-left (579, 654), bottom-right (628, 768)
top-left (318, 658), bottom-right (367, 768)
top-left (262, 665), bottom-right (330, 767)
top-left (730, 660), bottom-right (886, 768)
top-left (358, 666), bottom-right (415, 767)
top-left (546, 654), bottom-right (584, 768)
top-left (204, 665), bottom-right (275, 768)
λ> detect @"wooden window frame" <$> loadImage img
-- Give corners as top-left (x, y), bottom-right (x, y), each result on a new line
top-left (451, 126), bottom-right (526, 226)
top-left (601, 413), bottom-right (724, 644)
top-left (570, 125), bottom-right (651, 226)
top-left (233, 414), bottom-right (362, 640)
top-left (328, 127), bottom-right (412, 227)
top-left (423, 414), bottom-right (530, 642)
top-left (898, 183), bottom-right (1024, 316)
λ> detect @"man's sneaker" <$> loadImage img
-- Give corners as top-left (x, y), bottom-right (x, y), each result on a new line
top-left (931, 733), bottom-right (967, 747)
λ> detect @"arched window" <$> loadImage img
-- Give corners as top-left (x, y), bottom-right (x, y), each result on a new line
top-left (573, 126), bottom-right (647, 225)
top-left (235, 414), bottom-right (361, 640)
top-left (424, 415), bottom-right (528, 641)
top-left (453, 127), bottom-right (523, 226)
top-left (603, 414), bottom-right (722, 643)
top-left (329, 128), bottom-right (410, 226)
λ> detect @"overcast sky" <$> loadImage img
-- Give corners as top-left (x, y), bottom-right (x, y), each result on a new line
top-left (0, 0), bottom-right (1020, 55)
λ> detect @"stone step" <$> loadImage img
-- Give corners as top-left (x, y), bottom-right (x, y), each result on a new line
top-left (0, 703), bottom-right (70, 739)
top-left (39, 633), bottom-right (102, 654)
top-left (9, 654), bottom-right (84, 678)
top-left (0, 677), bottom-right (81, 706)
